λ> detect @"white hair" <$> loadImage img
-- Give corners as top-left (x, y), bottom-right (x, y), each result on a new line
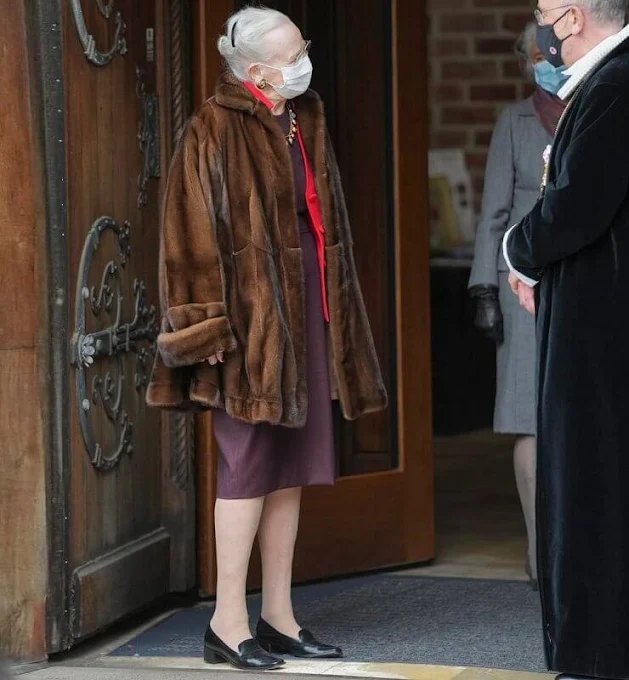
top-left (217, 6), bottom-right (293, 80)
top-left (515, 21), bottom-right (538, 82)
top-left (578, 0), bottom-right (626, 26)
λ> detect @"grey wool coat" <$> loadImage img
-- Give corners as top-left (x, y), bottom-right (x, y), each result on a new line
top-left (469, 96), bottom-right (552, 435)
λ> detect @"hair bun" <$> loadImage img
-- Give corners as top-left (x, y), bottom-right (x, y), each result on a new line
top-left (217, 34), bottom-right (233, 57)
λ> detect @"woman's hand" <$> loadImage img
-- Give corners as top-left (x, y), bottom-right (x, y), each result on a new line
top-left (508, 273), bottom-right (535, 315)
top-left (207, 352), bottom-right (225, 366)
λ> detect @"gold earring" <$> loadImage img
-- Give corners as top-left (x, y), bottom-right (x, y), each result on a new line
top-left (258, 79), bottom-right (267, 89)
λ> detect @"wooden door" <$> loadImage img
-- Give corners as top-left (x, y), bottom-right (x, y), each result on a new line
top-left (197, 0), bottom-right (434, 593)
top-left (40, 0), bottom-right (195, 651)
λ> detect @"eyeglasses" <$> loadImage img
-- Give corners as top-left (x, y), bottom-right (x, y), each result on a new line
top-left (533, 3), bottom-right (575, 25)
top-left (293, 40), bottom-right (311, 64)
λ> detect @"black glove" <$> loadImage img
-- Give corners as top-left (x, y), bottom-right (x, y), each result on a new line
top-left (469, 284), bottom-right (504, 344)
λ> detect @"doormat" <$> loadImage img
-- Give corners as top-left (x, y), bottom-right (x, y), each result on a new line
top-left (110, 575), bottom-right (546, 672)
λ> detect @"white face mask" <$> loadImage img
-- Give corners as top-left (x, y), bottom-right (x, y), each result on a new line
top-left (264, 55), bottom-right (313, 99)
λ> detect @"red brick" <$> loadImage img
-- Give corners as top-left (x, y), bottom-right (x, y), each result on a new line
top-left (521, 82), bottom-right (535, 98)
top-left (431, 130), bottom-right (470, 148)
top-left (442, 106), bottom-right (496, 124)
top-left (475, 37), bottom-right (516, 55)
top-left (466, 151), bottom-right (489, 169)
top-left (472, 173), bottom-right (486, 195)
top-left (432, 37), bottom-right (470, 57)
top-left (435, 83), bottom-right (466, 102)
top-left (502, 12), bottom-right (532, 32)
top-left (428, 0), bottom-right (471, 9)
top-left (474, 0), bottom-right (531, 6)
top-left (470, 83), bottom-right (517, 101)
top-left (503, 58), bottom-right (524, 78)
top-left (475, 129), bottom-right (494, 146)
top-left (429, 0), bottom-right (534, 213)
top-left (439, 12), bottom-right (496, 32)
top-left (442, 60), bottom-right (498, 80)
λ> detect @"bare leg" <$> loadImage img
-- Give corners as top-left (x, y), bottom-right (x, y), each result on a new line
top-left (259, 486), bottom-right (302, 638)
top-left (513, 435), bottom-right (537, 580)
top-left (210, 496), bottom-right (265, 651)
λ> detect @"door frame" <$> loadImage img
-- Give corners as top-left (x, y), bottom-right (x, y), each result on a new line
top-left (30, 0), bottom-right (73, 653)
top-left (195, 0), bottom-right (434, 594)
top-left (390, 0), bottom-right (434, 559)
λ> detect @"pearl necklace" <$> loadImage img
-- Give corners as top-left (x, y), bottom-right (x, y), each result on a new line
top-left (286, 104), bottom-right (297, 146)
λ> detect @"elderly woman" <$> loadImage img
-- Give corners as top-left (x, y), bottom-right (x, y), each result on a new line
top-left (147, 5), bottom-right (387, 671)
top-left (468, 22), bottom-right (567, 589)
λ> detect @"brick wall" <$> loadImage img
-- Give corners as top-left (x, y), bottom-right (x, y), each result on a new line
top-left (427, 0), bottom-right (533, 210)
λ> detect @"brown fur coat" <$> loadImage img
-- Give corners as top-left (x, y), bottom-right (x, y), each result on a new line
top-left (146, 72), bottom-right (387, 427)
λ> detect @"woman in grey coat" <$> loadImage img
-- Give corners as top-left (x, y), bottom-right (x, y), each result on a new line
top-left (469, 23), bottom-right (566, 585)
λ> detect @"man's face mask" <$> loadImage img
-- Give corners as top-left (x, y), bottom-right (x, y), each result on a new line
top-left (536, 9), bottom-right (572, 68)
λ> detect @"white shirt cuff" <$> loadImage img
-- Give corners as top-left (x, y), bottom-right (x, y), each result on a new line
top-left (503, 224), bottom-right (539, 287)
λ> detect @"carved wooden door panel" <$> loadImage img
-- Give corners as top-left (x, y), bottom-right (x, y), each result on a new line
top-left (41, 0), bottom-right (194, 651)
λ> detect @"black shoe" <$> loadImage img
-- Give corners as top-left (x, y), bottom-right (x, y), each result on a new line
top-left (204, 624), bottom-right (285, 670)
top-left (256, 619), bottom-right (343, 659)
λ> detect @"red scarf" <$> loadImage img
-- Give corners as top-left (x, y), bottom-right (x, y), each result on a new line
top-left (243, 81), bottom-right (330, 322)
top-left (532, 86), bottom-right (567, 137)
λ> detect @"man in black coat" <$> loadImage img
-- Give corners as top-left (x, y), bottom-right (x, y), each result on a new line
top-left (504, 1), bottom-right (629, 679)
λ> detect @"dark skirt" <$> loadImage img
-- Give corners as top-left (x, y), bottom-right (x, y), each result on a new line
top-left (213, 224), bottom-right (336, 499)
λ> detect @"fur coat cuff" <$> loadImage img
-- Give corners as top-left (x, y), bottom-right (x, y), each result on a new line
top-left (157, 302), bottom-right (237, 368)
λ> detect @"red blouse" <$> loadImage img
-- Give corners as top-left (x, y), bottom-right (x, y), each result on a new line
top-left (243, 81), bottom-right (330, 322)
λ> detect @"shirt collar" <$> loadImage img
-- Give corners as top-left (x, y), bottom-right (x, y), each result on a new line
top-left (558, 24), bottom-right (629, 100)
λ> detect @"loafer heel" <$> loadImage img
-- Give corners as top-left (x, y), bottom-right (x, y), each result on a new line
top-left (203, 646), bottom-right (226, 664)
top-left (204, 624), bottom-right (285, 671)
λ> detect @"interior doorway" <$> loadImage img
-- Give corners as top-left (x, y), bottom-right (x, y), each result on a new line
top-left (425, 0), bottom-right (536, 585)
top-left (425, 432), bottom-right (528, 581)
top-left (427, 266), bottom-right (529, 582)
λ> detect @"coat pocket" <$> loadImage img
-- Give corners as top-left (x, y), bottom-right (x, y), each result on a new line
top-left (230, 242), bottom-right (284, 399)
top-left (278, 246), bottom-right (304, 389)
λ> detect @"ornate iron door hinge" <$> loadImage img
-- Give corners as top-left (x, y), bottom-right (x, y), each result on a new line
top-left (137, 67), bottom-right (161, 209)
top-left (70, 0), bottom-right (127, 66)
top-left (71, 217), bottom-right (158, 471)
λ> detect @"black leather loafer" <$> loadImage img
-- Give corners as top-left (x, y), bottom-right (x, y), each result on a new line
top-left (204, 624), bottom-right (285, 670)
top-left (256, 618), bottom-right (343, 659)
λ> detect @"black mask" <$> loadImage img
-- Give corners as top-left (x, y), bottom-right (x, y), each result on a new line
top-left (536, 9), bottom-right (571, 68)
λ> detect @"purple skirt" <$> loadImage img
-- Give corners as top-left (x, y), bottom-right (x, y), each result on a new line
top-left (213, 224), bottom-right (336, 499)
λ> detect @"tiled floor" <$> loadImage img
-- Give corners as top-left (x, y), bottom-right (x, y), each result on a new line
top-left (23, 658), bottom-right (553, 680)
top-left (415, 430), bottom-right (528, 582)
top-left (74, 656), bottom-right (552, 680)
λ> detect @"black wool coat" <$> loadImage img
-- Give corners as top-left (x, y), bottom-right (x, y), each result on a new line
top-left (507, 38), bottom-right (629, 680)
